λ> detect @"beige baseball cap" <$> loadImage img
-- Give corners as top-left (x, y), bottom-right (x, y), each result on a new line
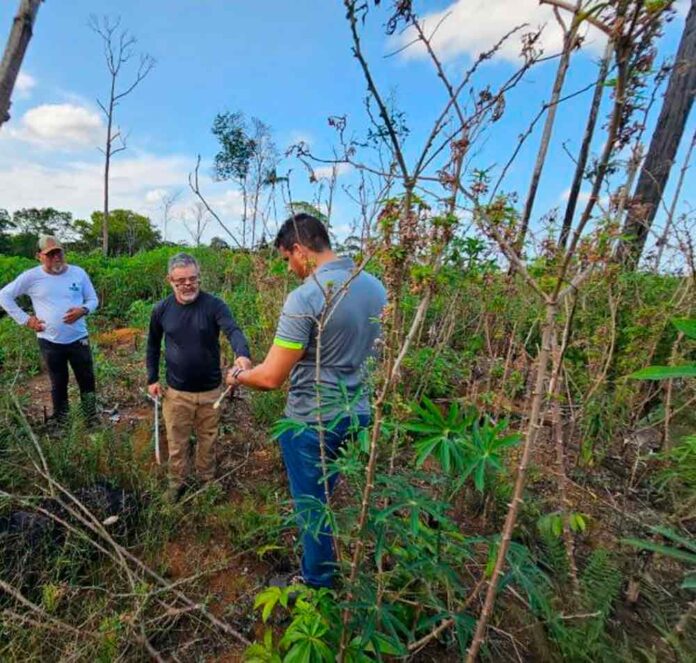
top-left (37, 235), bottom-right (64, 255)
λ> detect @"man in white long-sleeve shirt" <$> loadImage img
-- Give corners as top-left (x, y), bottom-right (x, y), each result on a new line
top-left (0, 235), bottom-right (99, 421)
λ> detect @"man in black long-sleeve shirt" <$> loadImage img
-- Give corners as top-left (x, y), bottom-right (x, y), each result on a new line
top-left (147, 253), bottom-right (251, 501)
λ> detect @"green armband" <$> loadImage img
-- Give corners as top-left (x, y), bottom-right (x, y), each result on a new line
top-left (273, 337), bottom-right (304, 350)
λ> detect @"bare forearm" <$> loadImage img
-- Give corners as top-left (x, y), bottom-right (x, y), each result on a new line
top-left (238, 362), bottom-right (283, 391)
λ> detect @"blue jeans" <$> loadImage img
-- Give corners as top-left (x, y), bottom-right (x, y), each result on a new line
top-left (279, 414), bottom-right (370, 588)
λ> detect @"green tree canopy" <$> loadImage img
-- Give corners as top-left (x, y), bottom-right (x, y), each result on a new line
top-left (0, 209), bottom-right (14, 254)
top-left (211, 111), bottom-right (256, 182)
top-left (209, 236), bottom-right (230, 250)
top-left (12, 207), bottom-right (74, 238)
top-left (74, 210), bottom-right (161, 256)
top-left (0, 207), bottom-right (74, 257)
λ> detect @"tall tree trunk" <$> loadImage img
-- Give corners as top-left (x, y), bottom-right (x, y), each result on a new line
top-left (516, 6), bottom-right (580, 251)
top-left (559, 41), bottom-right (613, 249)
top-left (102, 91), bottom-right (115, 257)
top-left (654, 128), bottom-right (696, 270)
top-left (618, 0), bottom-right (696, 268)
top-left (0, 0), bottom-right (42, 130)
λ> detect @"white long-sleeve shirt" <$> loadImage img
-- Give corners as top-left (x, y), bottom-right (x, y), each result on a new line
top-left (0, 265), bottom-right (99, 344)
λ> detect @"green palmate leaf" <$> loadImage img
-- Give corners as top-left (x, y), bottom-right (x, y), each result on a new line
top-left (420, 395), bottom-right (446, 422)
top-left (254, 586), bottom-right (282, 623)
top-left (377, 604), bottom-right (413, 643)
top-left (492, 432), bottom-right (522, 450)
top-left (270, 418), bottom-right (309, 440)
top-left (414, 437), bottom-right (443, 467)
top-left (356, 427), bottom-right (370, 453)
top-left (629, 364), bottom-right (696, 380)
top-left (403, 422), bottom-right (444, 434)
top-left (474, 461), bottom-right (486, 492)
top-left (446, 401), bottom-right (460, 426)
top-left (485, 540), bottom-right (499, 577)
top-left (569, 513), bottom-right (587, 533)
top-left (283, 642), bottom-right (312, 663)
top-left (345, 639), bottom-right (375, 663)
top-left (366, 632), bottom-right (407, 656)
top-left (672, 317), bottom-right (696, 340)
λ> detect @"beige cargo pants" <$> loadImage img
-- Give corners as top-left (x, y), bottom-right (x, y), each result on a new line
top-left (162, 386), bottom-right (221, 488)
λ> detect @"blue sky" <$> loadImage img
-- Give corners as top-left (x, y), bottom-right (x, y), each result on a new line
top-left (0, 0), bottom-right (692, 256)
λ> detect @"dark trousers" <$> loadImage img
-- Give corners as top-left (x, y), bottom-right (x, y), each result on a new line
top-left (278, 414), bottom-right (370, 588)
top-left (38, 337), bottom-right (96, 419)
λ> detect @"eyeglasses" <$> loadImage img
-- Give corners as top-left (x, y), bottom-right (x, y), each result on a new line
top-left (171, 276), bottom-right (199, 287)
top-left (45, 249), bottom-right (64, 258)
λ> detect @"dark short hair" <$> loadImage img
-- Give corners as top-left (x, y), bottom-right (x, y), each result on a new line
top-left (274, 213), bottom-right (331, 252)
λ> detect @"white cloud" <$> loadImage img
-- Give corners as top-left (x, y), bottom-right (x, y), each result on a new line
top-left (208, 189), bottom-right (245, 218)
top-left (7, 103), bottom-right (103, 149)
top-left (0, 152), bottom-right (189, 219)
top-left (15, 72), bottom-right (36, 98)
top-left (312, 163), bottom-right (353, 180)
top-left (144, 188), bottom-right (169, 205)
top-left (0, 149), bottom-right (250, 243)
top-left (393, 0), bottom-right (606, 64)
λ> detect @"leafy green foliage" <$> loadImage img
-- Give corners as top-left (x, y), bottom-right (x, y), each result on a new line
top-left (525, 548), bottom-right (623, 661)
top-left (623, 526), bottom-right (696, 591)
top-left (656, 434), bottom-right (696, 498)
top-left (0, 208), bottom-right (75, 257)
top-left (125, 299), bottom-right (153, 329)
top-left (405, 397), bottom-right (520, 493)
top-left (538, 511), bottom-right (587, 538)
top-left (630, 365), bottom-right (696, 380)
top-left (672, 318), bottom-right (696, 340)
top-left (73, 210), bottom-right (161, 256)
top-left (212, 111), bottom-right (256, 181)
top-left (629, 318), bottom-right (696, 380)
top-left (1, 244), bottom-right (693, 660)
top-left (402, 347), bottom-right (466, 398)
top-left (246, 584), bottom-right (399, 662)
top-left (0, 316), bottom-right (42, 383)
top-left (405, 397), bottom-right (475, 473)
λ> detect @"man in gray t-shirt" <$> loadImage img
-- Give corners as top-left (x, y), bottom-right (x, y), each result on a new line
top-left (226, 213), bottom-right (386, 588)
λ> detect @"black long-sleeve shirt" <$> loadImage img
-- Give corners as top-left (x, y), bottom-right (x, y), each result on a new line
top-left (146, 291), bottom-right (250, 392)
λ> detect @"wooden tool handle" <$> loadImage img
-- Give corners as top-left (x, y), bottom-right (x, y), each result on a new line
top-left (213, 385), bottom-right (232, 409)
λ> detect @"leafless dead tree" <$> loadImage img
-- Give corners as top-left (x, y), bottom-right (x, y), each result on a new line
top-left (158, 189), bottom-right (181, 243)
top-left (90, 15), bottom-right (155, 256)
top-left (184, 201), bottom-right (212, 247)
top-left (188, 155), bottom-right (243, 249)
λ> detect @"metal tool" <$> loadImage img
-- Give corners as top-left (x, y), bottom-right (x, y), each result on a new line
top-left (153, 395), bottom-right (160, 465)
top-left (144, 392), bottom-right (161, 465)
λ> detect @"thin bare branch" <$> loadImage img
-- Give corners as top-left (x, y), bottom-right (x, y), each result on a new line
top-left (188, 155), bottom-right (244, 249)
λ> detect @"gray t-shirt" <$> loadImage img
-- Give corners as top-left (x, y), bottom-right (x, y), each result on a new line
top-left (275, 257), bottom-right (387, 422)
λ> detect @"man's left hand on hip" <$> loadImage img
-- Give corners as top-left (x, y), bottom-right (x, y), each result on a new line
top-left (63, 306), bottom-right (87, 324)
